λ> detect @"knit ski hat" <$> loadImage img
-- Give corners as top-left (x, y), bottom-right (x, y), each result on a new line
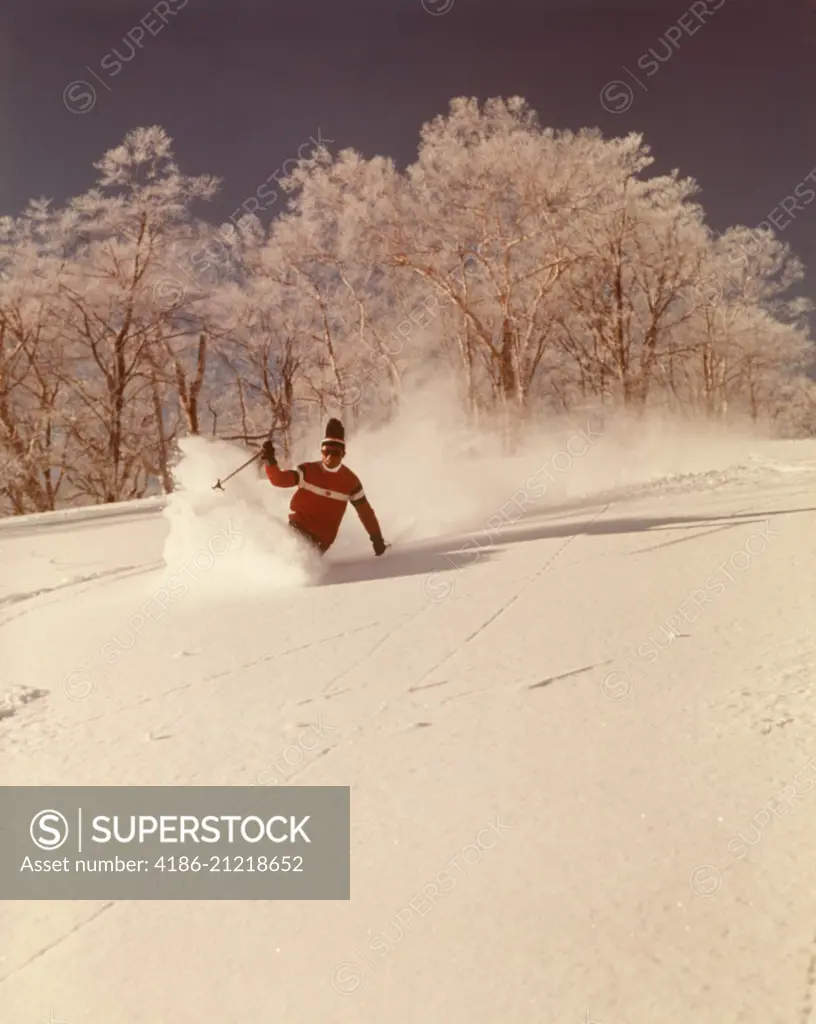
top-left (322, 418), bottom-right (345, 449)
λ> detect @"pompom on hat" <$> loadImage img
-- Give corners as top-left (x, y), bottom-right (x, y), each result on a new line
top-left (322, 418), bottom-right (346, 450)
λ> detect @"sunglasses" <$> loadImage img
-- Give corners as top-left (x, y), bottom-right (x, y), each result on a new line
top-left (321, 444), bottom-right (345, 456)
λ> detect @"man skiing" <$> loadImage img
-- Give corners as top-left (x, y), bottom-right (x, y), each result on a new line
top-left (260, 418), bottom-right (387, 557)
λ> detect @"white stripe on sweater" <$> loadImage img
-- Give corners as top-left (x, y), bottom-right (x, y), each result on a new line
top-left (299, 479), bottom-right (351, 502)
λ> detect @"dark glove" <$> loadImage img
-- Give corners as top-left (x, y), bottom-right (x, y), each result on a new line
top-left (260, 439), bottom-right (276, 465)
top-left (371, 534), bottom-right (387, 556)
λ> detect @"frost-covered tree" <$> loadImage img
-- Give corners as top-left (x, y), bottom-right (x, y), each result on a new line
top-left (0, 102), bottom-right (813, 516)
top-left (0, 202), bottom-right (75, 514)
top-left (54, 126), bottom-right (220, 502)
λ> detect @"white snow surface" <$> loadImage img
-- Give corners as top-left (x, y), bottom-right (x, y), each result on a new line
top-left (2, 412), bottom-right (816, 1024)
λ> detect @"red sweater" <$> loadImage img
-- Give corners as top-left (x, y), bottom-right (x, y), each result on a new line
top-left (264, 460), bottom-right (382, 549)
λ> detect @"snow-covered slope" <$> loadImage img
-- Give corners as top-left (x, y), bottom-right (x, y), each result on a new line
top-left (2, 426), bottom-right (816, 1024)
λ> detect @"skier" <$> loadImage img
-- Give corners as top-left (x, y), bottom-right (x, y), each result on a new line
top-left (260, 418), bottom-right (387, 557)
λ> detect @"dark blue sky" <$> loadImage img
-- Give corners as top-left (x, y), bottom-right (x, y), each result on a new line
top-left (3, 0), bottom-right (814, 302)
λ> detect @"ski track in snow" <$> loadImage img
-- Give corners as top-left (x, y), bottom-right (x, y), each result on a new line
top-left (2, 443), bottom-right (816, 1024)
top-left (0, 903), bottom-right (117, 985)
top-left (0, 561), bottom-right (163, 621)
top-left (801, 930), bottom-right (816, 1024)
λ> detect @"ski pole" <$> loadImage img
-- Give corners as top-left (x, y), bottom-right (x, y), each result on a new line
top-left (212, 450), bottom-right (262, 491)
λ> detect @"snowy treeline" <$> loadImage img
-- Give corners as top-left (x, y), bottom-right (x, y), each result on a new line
top-left (1, 96), bottom-right (814, 515)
